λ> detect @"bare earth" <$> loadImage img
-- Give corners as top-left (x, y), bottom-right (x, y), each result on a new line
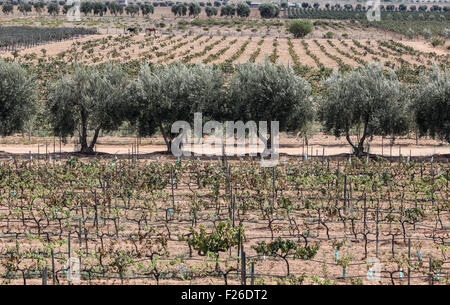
top-left (0, 133), bottom-right (448, 158)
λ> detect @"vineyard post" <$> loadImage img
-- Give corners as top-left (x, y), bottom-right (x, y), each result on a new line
top-left (407, 238), bottom-right (411, 285)
top-left (42, 267), bottom-right (48, 285)
top-left (302, 137), bottom-right (304, 156)
top-left (94, 190), bottom-right (99, 232)
top-left (363, 194), bottom-right (367, 231)
top-left (343, 175), bottom-right (347, 210)
top-left (431, 159), bottom-right (434, 178)
top-left (447, 170), bottom-right (449, 200)
top-left (250, 262), bottom-right (255, 285)
top-left (382, 136), bottom-right (384, 156)
top-left (51, 249), bottom-right (56, 285)
top-left (46, 141), bottom-right (48, 160)
top-left (38, 143), bottom-right (40, 164)
top-left (375, 204), bottom-right (379, 257)
top-left (171, 167), bottom-right (175, 209)
top-left (237, 223), bottom-right (241, 260)
top-left (68, 232), bottom-right (71, 263)
top-left (227, 166), bottom-right (232, 220)
top-left (336, 160), bottom-right (340, 188)
top-left (78, 219), bottom-right (82, 252)
top-left (272, 166), bottom-right (276, 204)
top-left (429, 257), bottom-right (433, 285)
top-left (232, 194), bottom-right (236, 227)
top-left (241, 251), bottom-right (246, 285)
top-left (349, 177), bottom-right (353, 217)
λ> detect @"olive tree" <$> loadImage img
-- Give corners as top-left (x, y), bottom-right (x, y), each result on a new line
top-left (205, 6), bottom-right (217, 17)
top-left (0, 59), bottom-right (36, 136)
top-left (411, 67), bottom-right (449, 143)
top-left (318, 64), bottom-right (410, 156)
top-left (2, 3), bottom-right (13, 15)
top-left (129, 63), bottom-right (225, 153)
top-left (258, 3), bottom-right (280, 18)
top-left (227, 60), bottom-right (314, 149)
top-left (47, 2), bottom-right (59, 15)
top-left (47, 63), bottom-right (129, 154)
top-left (236, 2), bottom-right (250, 17)
top-left (188, 2), bottom-right (201, 17)
top-left (93, 2), bottom-right (107, 16)
top-left (18, 2), bottom-right (32, 15)
top-left (108, 1), bottom-right (123, 16)
top-left (125, 3), bottom-right (139, 16)
top-left (171, 3), bottom-right (187, 16)
top-left (141, 2), bottom-right (154, 16)
top-left (220, 4), bottom-right (235, 17)
top-left (80, 1), bottom-right (92, 15)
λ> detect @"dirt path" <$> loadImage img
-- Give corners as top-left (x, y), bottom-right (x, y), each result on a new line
top-left (1, 134), bottom-right (448, 158)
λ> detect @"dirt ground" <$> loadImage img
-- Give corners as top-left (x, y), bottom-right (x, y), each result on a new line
top-left (0, 133), bottom-right (448, 158)
top-left (0, 158), bottom-right (448, 285)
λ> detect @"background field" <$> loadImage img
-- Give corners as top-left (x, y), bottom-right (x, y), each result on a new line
top-left (0, 2), bottom-right (448, 286)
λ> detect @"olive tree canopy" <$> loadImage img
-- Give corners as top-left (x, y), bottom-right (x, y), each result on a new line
top-left (129, 63), bottom-right (225, 152)
top-left (0, 59), bottom-right (36, 136)
top-left (47, 63), bottom-right (129, 154)
top-left (411, 67), bottom-right (449, 143)
top-left (227, 60), bottom-right (314, 148)
top-left (318, 64), bottom-right (410, 156)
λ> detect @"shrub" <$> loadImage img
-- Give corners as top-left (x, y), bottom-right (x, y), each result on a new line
top-left (323, 31), bottom-right (334, 39)
top-left (423, 28), bottom-right (432, 39)
top-left (443, 28), bottom-right (450, 38)
top-left (431, 37), bottom-right (445, 47)
top-left (288, 20), bottom-right (313, 38)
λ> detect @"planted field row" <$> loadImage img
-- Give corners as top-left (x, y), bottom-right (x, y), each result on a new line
top-left (0, 157), bottom-right (448, 284)
top-left (0, 26), bottom-right (97, 51)
top-left (6, 33), bottom-right (447, 75)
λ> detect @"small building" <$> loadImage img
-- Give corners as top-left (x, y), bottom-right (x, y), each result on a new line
top-left (250, 2), bottom-right (261, 8)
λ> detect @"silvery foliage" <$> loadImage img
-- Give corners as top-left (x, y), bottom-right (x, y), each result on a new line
top-left (47, 63), bottom-right (128, 152)
top-left (411, 66), bottom-right (450, 143)
top-left (407, 28), bottom-right (415, 39)
top-left (444, 28), bottom-right (450, 39)
top-left (423, 28), bottom-right (432, 39)
top-left (129, 62), bottom-right (225, 151)
top-left (227, 59), bottom-right (314, 134)
top-left (0, 59), bottom-right (35, 136)
top-left (319, 64), bottom-right (410, 155)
